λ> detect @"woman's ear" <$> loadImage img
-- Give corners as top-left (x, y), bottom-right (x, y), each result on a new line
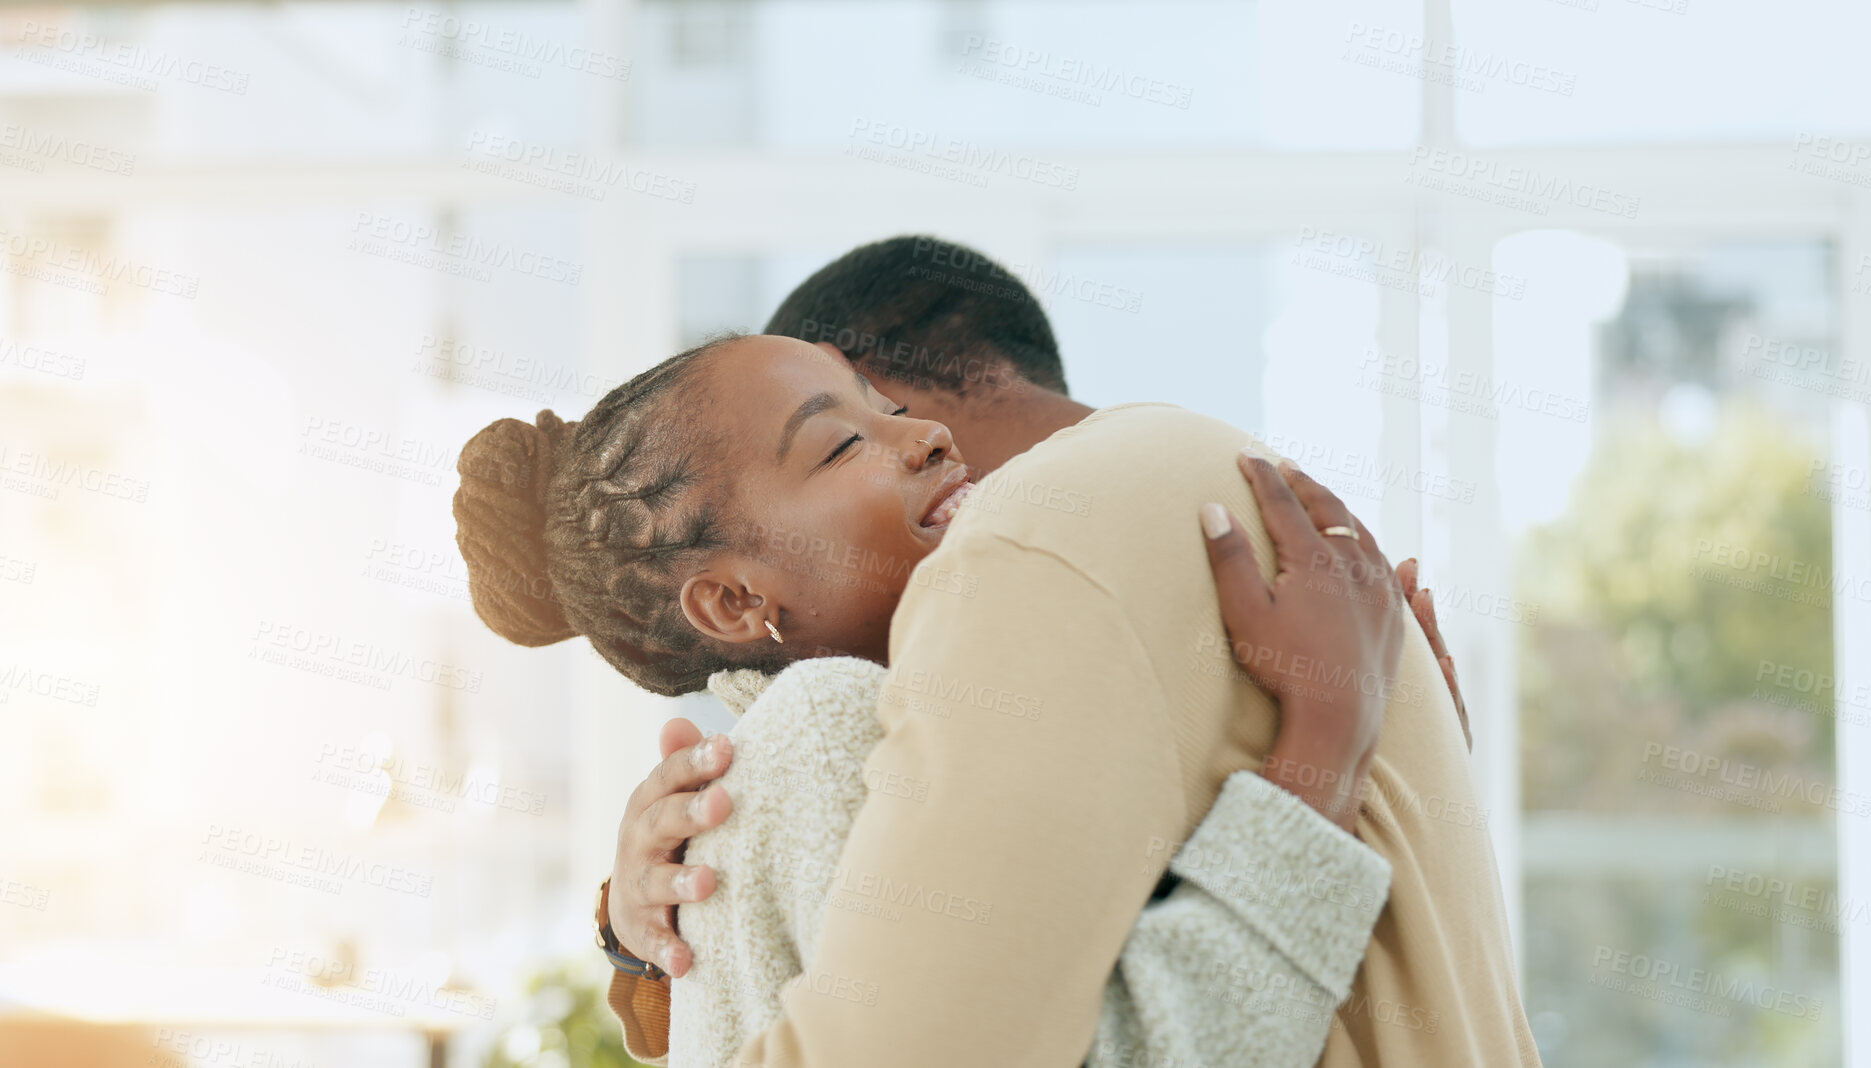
top-left (679, 571), bottom-right (771, 646)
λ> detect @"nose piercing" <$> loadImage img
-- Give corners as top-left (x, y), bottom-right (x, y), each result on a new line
top-left (916, 439), bottom-right (931, 446)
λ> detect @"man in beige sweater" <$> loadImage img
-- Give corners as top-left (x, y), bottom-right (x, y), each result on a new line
top-left (604, 236), bottom-right (1538, 1067)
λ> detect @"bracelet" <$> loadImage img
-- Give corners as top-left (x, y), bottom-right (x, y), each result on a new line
top-left (594, 878), bottom-right (668, 981)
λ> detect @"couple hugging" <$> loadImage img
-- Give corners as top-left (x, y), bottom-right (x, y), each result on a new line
top-left (451, 236), bottom-right (1540, 1068)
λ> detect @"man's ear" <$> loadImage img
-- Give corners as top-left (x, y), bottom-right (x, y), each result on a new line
top-left (679, 571), bottom-right (770, 645)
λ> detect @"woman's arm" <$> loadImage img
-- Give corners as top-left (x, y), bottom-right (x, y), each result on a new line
top-left (1091, 770), bottom-right (1391, 1068)
top-left (665, 657), bottom-right (890, 1068)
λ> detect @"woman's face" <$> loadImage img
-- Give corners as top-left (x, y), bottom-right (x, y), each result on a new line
top-left (681, 335), bottom-right (974, 664)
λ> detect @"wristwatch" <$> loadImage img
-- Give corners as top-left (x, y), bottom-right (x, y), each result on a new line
top-left (594, 877), bottom-right (668, 981)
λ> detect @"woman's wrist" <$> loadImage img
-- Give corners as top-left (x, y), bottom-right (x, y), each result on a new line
top-left (1263, 704), bottom-right (1370, 831)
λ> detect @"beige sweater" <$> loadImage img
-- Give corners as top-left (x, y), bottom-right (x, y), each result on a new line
top-left (667, 657), bottom-right (1392, 1068)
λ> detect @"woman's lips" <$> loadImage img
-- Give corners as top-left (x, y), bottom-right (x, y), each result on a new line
top-left (920, 480), bottom-right (974, 529)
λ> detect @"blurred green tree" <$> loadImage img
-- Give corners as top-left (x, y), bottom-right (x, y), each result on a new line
top-left (1519, 403), bottom-right (1836, 815)
top-left (483, 963), bottom-right (651, 1068)
top-left (1517, 401), bottom-right (1842, 1068)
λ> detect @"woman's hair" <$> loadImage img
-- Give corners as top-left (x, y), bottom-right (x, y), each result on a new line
top-left (452, 334), bottom-right (787, 696)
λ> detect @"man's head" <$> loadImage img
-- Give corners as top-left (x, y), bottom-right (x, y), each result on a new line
top-left (764, 235), bottom-right (1068, 401)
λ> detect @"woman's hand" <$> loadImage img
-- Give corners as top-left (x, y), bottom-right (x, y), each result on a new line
top-left (607, 718), bottom-right (735, 977)
top-left (1200, 453), bottom-right (1407, 832)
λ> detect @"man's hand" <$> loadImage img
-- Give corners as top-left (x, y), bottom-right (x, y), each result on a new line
top-left (1201, 453), bottom-right (1407, 831)
top-left (608, 717), bottom-right (735, 977)
top-left (1396, 557), bottom-right (1470, 752)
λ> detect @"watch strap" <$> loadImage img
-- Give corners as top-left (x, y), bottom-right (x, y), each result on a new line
top-left (595, 877), bottom-right (668, 981)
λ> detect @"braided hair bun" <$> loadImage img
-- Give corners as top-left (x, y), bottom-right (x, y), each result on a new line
top-left (450, 334), bottom-right (789, 696)
top-left (453, 410), bottom-right (577, 646)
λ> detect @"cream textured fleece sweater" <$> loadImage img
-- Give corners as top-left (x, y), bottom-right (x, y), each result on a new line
top-left (664, 657), bottom-right (1392, 1068)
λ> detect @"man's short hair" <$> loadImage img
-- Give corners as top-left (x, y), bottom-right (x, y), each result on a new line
top-left (763, 235), bottom-right (1067, 397)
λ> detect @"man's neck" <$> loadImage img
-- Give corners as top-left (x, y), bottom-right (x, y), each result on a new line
top-left (944, 387), bottom-right (1096, 480)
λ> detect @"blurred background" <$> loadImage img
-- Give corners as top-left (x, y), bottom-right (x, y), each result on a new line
top-left (2, 0), bottom-right (1868, 1065)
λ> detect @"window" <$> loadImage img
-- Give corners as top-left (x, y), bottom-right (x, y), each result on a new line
top-left (3, 2), bottom-right (1865, 1065)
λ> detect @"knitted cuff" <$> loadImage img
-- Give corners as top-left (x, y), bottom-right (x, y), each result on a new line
top-left (1168, 770), bottom-right (1392, 1001)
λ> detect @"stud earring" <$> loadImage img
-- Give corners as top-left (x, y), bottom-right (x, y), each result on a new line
top-left (764, 619), bottom-right (784, 644)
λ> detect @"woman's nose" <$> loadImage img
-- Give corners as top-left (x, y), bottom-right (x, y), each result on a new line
top-left (903, 421), bottom-right (955, 471)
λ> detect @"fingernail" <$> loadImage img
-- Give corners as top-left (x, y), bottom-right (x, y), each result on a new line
top-left (689, 791), bottom-right (706, 820)
top-left (1200, 503), bottom-right (1232, 540)
top-left (673, 868), bottom-right (695, 898)
top-left (1276, 457), bottom-right (1297, 476)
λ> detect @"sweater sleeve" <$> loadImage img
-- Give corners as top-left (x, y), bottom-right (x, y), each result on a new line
top-left (607, 971), bottom-right (670, 1067)
top-left (1088, 771), bottom-right (1391, 1068)
top-left (603, 666), bottom-right (781, 1067)
top-left (667, 658), bottom-right (888, 1068)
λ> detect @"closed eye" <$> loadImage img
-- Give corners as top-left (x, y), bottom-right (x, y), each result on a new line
top-left (821, 432), bottom-right (861, 468)
top-left (817, 408), bottom-right (906, 470)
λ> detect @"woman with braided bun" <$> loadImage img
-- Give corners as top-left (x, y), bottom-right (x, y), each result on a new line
top-left (453, 333), bottom-right (1448, 1068)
